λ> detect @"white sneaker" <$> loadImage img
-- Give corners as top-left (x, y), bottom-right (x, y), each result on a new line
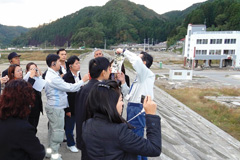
top-left (45, 148), bottom-right (52, 158)
top-left (51, 153), bottom-right (62, 160)
top-left (67, 146), bottom-right (79, 153)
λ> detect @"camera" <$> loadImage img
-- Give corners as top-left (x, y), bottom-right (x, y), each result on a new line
top-left (141, 95), bottom-right (145, 103)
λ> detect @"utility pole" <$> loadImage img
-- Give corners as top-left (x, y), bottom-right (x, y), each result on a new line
top-left (144, 39), bottom-right (146, 51)
top-left (104, 39), bottom-right (106, 50)
top-left (148, 38), bottom-right (150, 51)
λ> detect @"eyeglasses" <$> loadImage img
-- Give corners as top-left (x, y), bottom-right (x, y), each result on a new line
top-left (16, 69), bottom-right (23, 72)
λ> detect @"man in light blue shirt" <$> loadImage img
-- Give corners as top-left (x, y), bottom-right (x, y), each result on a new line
top-left (117, 48), bottom-right (155, 160)
top-left (44, 54), bottom-right (88, 160)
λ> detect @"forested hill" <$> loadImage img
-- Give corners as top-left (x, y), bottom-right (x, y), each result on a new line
top-left (162, 2), bottom-right (203, 21)
top-left (12, 0), bottom-right (167, 48)
top-left (0, 24), bottom-right (29, 47)
top-left (8, 0), bottom-right (240, 48)
top-left (167, 0), bottom-right (240, 47)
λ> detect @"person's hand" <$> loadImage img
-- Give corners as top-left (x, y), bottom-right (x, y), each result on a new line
top-left (29, 68), bottom-right (37, 78)
top-left (35, 70), bottom-right (40, 77)
top-left (82, 73), bottom-right (89, 82)
top-left (0, 75), bottom-right (9, 84)
top-left (116, 48), bottom-right (123, 55)
top-left (143, 96), bottom-right (157, 115)
top-left (36, 67), bottom-right (42, 76)
top-left (66, 112), bottom-right (71, 117)
top-left (116, 71), bottom-right (125, 84)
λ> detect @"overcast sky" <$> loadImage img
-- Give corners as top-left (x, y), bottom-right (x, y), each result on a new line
top-left (0, 0), bottom-right (206, 28)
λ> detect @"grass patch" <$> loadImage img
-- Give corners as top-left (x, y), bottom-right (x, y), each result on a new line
top-left (172, 48), bottom-right (183, 54)
top-left (0, 49), bottom-right (91, 62)
top-left (0, 54), bottom-right (9, 64)
top-left (159, 87), bottom-right (240, 141)
top-left (160, 59), bottom-right (184, 65)
top-left (169, 60), bottom-right (184, 64)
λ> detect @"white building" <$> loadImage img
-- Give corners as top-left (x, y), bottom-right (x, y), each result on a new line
top-left (184, 24), bottom-right (240, 68)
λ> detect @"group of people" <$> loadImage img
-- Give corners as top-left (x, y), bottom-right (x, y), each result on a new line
top-left (0, 48), bottom-right (162, 160)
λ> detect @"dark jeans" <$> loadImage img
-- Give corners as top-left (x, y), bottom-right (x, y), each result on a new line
top-left (127, 102), bottom-right (147, 160)
top-left (64, 115), bottom-right (76, 147)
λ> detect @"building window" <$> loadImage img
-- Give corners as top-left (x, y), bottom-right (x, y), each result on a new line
top-left (196, 50), bottom-right (207, 55)
top-left (216, 39), bottom-right (222, 44)
top-left (196, 50), bottom-right (201, 55)
top-left (225, 39), bottom-right (236, 44)
top-left (197, 39), bottom-right (202, 44)
top-left (210, 39), bottom-right (216, 44)
top-left (202, 50), bottom-right (207, 55)
top-left (216, 50), bottom-right (221, 55)
top-left (209, 50), bottom-right (221, 55)
top-left (197, 39), bottom-right (208, 44)
top-left (209, 50), bottom-right (214, 55)
top-left (231, 39), bottom-right (236, 44)
top-left (224, 50), bottom-right (235, 55)
top-left (225, 39), bottom-right (230, 44)
top-left (211, 39), bottom-right (222, 44)
top-left (230, 50), bottom-right (235, 54)
top-left (203, 39), bottom-right (208, 44)
top-left (174, 72), bottom-right (182, 76)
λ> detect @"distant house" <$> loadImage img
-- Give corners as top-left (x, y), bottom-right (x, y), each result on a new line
top-left (178, 38), bottom-right (185, 45)
top-left (183, 24), bottom-right (240, 68)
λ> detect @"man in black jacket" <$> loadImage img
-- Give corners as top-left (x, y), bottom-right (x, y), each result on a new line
top-left (2, 52), bottom-right (21, 77)
top-left (75, 57), bottom-right (110, 159)
top-left (63, 55), bottom-right (83, 153)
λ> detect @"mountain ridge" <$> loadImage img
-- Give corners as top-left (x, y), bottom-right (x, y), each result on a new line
top-left (4, 0), bottom-right (238, 48)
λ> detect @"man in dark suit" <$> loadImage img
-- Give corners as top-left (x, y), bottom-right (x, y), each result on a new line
top-left (2, 52), bottom-right (21, 77)
top-left (75, 57), bottom-right (110, 159)
top-left (63, 55), bottom-right (82, 153)
top-left (57, 48), bottom-right (67, 77)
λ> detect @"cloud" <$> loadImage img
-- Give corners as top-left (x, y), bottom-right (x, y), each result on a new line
top-left (0, 0), bottom-right (25, 4)
top-left (0, 0), bottom-right (207, 27)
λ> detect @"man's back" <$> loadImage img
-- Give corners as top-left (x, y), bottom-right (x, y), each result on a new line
top-left (75, 78), bottom-right (99, 149)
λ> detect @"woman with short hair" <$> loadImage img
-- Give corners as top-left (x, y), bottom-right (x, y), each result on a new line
top-left (82, 80), bottom-right (162, 160)
top-left (25, 62), bottom-right (43, 131)
top-left (0, 79), bottom-right (45, 160)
